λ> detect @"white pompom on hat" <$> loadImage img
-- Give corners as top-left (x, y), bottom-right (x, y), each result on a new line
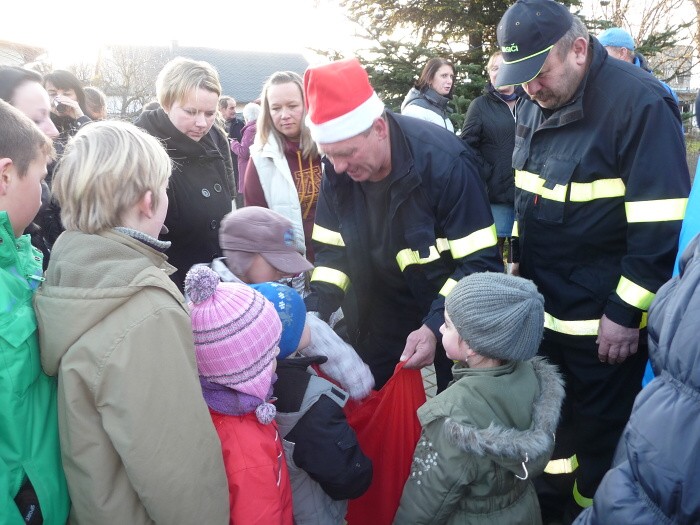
top-left (303, 58), bottom-right (386, 144)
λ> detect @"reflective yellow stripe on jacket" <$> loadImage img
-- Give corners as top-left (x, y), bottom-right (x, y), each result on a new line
top-left (625, 198), bottom-right (687, 223)
top-left (449, 225), bottom-right (498, 259)
top-left (616, 276), bottom-right (654, 310)
top-left (515, 170), bottom-right (625, 202)
top-left (310, 266), bottom-right (350, 292)
top-left (396, 246), bottom-right (441, 272)
top-left (545, 454), bottom-right (578, 474)
top-left (544, 311), bottom-right (648, 336)
top-left (395, 226), bottom-right (497, 271)
top-left (440, 278), bottom-right (458, 297)
top-left (544, 456), bottom-right (593, 508)
top-left (312, 224), bottom-right (345, 246)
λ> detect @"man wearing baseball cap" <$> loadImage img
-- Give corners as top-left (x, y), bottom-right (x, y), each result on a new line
top-left (302, 58), bottom-right (503, 391)
top-left (495, 0), bottom-right (689, 521)
top-left (598, 27), bottom-right (680, 105)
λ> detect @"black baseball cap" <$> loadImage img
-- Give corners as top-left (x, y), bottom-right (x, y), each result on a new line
top-left (495, 0), bottom-right (574, 87)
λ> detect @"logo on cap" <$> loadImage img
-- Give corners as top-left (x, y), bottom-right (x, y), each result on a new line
top-left (284, 229), bottom-right (294, 247)
top-left (502, 43), bottom-right (519, 53)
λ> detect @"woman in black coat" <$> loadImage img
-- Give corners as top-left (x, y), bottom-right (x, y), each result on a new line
top-left (461, 51), bottom-right (523, 262)
top-left (135, 57), bottom-right (234, 290)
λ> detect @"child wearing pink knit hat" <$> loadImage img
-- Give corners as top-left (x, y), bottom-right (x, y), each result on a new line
top-left (185, 265), bottom-right (293, 525)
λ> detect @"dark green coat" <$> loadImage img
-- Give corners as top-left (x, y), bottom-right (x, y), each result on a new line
top-left (394, 357), bottom-right (564, 525)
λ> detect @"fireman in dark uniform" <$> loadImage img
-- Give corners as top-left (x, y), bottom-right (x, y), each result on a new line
top-left (495, 0), bottom-right (690, 522)
top-left (302, 58), bottom-right (503, 391)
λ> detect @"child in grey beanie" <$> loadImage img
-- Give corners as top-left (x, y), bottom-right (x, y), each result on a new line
top-left (445, 271), bottom-right (545, 363)
top-left (394, 272), bottom-right (564, 524)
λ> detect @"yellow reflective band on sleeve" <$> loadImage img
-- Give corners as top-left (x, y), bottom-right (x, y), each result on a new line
top-left (569, 178), bottom-right (625, 201)
top-left (616, 276), bottom-right (655, 310)
top-left (436, 238), bottom-right (450, 253)
top-left (544, 454), bottom-right (579, 475)
top-left (544, 313), bottom-right (599, 336)
top-left (396, 246), bottom-right (441, 271)
top-left (545, 311), bottom-right (648, 336)
top-left (515, 170), bottom-right (567, 202)
top-left (310, 266), bottom-right (350, 292)
top-left (311, 224), bottom-right (345, 247)
top-left (511, 220), bottom-right (519, 238)
top-left (625, 198), bottom-right (688, 223)
top-left (449, 224), bottom-right (498, 259)
top-left (573, 480), bottom-right (593, 509)
top-left (440, 278), bottom-right (458, 297)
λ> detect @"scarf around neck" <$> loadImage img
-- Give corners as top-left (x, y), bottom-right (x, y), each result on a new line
top-left (200, 375), bottom-right (277, 424)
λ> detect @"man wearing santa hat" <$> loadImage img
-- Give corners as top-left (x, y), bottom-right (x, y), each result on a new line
top-left (302, 58), bottom-right (503, 390)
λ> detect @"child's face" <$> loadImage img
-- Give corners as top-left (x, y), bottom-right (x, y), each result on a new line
top-left (244, 255), bottom-right (289, 284)
top-left (1, 153), bottom-right (49, 238)
top-left (440, 310), bottom-right (469, 362)
top-left (135, 177), bottom-right (169, 239)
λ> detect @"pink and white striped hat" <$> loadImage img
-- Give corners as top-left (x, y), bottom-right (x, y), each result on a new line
top-left (185, 266), bottom-right (281, 400)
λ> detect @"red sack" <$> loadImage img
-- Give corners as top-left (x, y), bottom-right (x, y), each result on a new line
top-left (344, 362), bottom-right (426, 525)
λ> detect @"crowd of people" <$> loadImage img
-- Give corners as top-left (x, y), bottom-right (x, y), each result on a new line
top-left (1, 0), bottom-right (698, 523)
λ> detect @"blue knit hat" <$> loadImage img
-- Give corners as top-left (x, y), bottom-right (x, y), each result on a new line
top-left (598, 28), bottom-right (635, 51)
top-left (250, 282), bottom-right (306, 359)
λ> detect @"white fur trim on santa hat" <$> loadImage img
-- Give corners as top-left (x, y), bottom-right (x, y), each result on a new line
top-left (306, 92), bottom-right (385, 144)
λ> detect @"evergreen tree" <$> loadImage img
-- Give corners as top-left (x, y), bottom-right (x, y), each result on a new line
top-left (333, 0), bottom-right (689, 130)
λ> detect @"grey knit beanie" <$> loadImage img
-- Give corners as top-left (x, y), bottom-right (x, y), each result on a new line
top-left (445, 272), bottom-right (544, 361)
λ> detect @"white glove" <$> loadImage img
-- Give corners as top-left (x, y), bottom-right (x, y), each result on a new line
top-left (302, 313), bottom-right (375, 400)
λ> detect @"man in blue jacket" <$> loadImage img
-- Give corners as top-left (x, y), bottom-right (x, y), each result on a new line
top-left (597, 27), bottom-right (680, 105)
top-left (302, 58), bottom-right (503, 391)
top-left (496, 0), bottom-right (690, 522)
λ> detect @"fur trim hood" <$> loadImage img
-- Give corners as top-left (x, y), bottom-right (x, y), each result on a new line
top-left (443, 357), bottom-right (564, 477)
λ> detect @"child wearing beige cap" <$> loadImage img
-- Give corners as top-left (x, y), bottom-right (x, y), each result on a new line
top-left (217, 205), bottom-right (313, 286)
top-left (207, 205), bottom-right (374, 401)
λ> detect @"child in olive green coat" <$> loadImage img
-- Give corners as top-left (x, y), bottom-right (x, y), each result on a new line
top-left (394, 273), bottom-right (564, 525)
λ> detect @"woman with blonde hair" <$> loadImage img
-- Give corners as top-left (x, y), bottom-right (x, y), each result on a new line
top-left (135, 57), bottom-right (234, 290)
top-left (244, 71), bottom-right (322, 263)
top-left (461, 51), bottom-right (523, 263)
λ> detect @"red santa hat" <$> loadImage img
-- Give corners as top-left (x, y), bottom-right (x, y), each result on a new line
top-left (303, 58), bottom-right (386, 144)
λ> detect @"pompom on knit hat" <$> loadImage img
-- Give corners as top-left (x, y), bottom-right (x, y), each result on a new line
top-left (303, 58), bottom-right (386, 144)
top-left (185, 266), bottom-right (282, 401)
top-left (445, 272), bottom-right (544, 361)
top-left (250, 282), bottom-right (307, 360)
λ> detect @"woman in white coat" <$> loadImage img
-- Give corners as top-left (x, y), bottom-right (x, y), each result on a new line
top-left (244, 71), bottom-right (322, 265)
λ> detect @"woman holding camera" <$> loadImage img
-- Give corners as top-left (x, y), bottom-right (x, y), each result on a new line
top-left (43, 70), bottom-right (91, 150)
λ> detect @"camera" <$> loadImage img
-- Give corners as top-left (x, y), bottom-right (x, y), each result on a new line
top-left (54, 98), bottom-right (67, 113)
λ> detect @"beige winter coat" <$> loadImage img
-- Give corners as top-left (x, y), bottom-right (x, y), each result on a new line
top-left (34, 230), bottom-right (229, 524)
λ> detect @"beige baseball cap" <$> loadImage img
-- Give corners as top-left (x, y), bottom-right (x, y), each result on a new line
top-left (219, 206), bottom-right (313, 274)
